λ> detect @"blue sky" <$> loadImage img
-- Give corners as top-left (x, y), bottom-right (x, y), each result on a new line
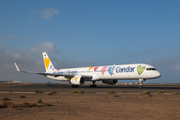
top-left (0, 0), bottom-right (180, 83)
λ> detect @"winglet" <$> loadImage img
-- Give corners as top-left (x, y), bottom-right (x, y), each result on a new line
top-left (14, 62), bottom-right (20, 71)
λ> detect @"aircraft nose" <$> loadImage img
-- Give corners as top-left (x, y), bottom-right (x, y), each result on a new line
top-left (155, 71), bottom-right (161, 78)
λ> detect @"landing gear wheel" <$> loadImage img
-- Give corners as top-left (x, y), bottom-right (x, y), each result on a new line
top-left (139, 79), bottom-right (144, 89)
top-left (90, 81), bottom-right (97, 88)
top-left (139, 86), bottom-right (143, 89)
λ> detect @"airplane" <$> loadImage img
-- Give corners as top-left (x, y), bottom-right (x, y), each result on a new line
top-left (14, 52), bottom-right (161, 88)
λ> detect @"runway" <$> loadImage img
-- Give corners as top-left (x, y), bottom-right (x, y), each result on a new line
top-left (0, 83), bottom-right (180, 94)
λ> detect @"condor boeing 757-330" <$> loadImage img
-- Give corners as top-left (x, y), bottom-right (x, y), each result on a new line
top-left (14, 52), bottom-right (161, 88)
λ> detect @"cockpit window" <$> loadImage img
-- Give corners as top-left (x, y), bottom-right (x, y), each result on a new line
top-left (146, 68), bottom-right (156, 71)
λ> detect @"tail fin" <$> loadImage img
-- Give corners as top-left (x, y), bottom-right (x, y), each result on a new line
top-left (42, 52), bottom-right (55, 73)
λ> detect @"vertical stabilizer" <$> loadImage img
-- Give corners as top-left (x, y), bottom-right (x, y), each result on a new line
top-left (42, 52), bottom-right (55, 73)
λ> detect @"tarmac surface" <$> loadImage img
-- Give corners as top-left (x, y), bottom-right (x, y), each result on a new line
top-left (0, 83), bottom-right (180, 94)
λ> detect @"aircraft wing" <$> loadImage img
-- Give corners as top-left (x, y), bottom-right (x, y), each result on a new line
top-left (38, 72), bottom-right (92, 79)
top-left (14, 63), bottom-right (92, 79)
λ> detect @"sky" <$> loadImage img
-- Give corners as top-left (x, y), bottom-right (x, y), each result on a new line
top-left (0, 0), bottom-right (180, 83)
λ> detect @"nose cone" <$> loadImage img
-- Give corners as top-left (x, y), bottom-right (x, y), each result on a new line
top-left (155, 71), bottom-right (161, 78)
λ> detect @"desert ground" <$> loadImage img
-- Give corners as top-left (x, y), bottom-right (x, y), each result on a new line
top-left (0, 92), bottom-right (180, 120)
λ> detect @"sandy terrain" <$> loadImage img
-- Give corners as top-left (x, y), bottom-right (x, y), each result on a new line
top-left (0, 93), bottom-right (180, 120)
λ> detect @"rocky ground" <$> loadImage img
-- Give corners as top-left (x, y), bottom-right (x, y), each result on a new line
top-left (0, 93), bottom-right (180, 120)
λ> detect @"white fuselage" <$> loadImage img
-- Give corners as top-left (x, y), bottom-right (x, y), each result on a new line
top-left (46, 63), bottom-right (161, 81)
top-left (14, 52), bottom-right (161, 87)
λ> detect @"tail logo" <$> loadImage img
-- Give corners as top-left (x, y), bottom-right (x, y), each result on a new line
top-left (44, 57), bottom-right (50, 69)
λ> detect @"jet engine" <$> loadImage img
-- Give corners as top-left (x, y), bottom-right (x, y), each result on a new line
top-left (102, 80), bottom-right (118, 85)
top-left (69, 75), bottom-right (85, 85)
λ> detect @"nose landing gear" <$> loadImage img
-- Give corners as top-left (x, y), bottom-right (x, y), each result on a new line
top-left (139, 79), bottom-right (146, 89)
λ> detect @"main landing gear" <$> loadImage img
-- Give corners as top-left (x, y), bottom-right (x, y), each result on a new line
top-left (72, 85), bottom-right (79, 88)
top-left (90, 81), bottom-right (96, 88)
top-left (139, 79), bottom-right (145, 89)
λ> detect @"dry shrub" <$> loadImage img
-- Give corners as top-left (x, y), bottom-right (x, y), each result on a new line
top-left (34, 90), bottom-right (43, 93)
top-left (68, 90), bottom-right (84, 94)
top-left (48, 93), bottom-right (53, 95)
top-left (171, 92), bottom-right (178, 95)
top-left (148, 95), bottom-right (153, 97)
top-left (107, 90), bottom-right (115, 94)
top-left (122, 91), bottom-right (127, 93)
top-left (29, 103), bottom-right (37, 107)
top-left (0, 100), bottom-right (54, 109)
top-left (49, 91), bottom-right (57, 94)
top-left (20, 95), bottom-right (26, 98)
top-left (37, 98), bottom-right (42, 103)
top-left (114, 94), bottom-right (119, 97)
top-left (7, 102), bottom-right (17, 108)
top-left (158, 90), bottom-right (164, 94)
top-left (43, 103), bottom-right (53, 106)
top-left (22, 102), bottom-right (30, 107)
top-left (39, 103), bottom-right (53, 107)
top-left (2, 98), bottom-right (10, 101)
top-left (85, 91), bottom-right (95, 94)
top-left (141, 91), bottom-right (151, 94)
top-left (1, 100), bottom-right (8, 108)
top-left (1, 100), bottom-right (18, 108)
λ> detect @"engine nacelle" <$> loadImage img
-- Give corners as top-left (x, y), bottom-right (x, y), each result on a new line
top-left (69, 75), bottom-right (85, 85)
top-left (102, 80), bottom-right (118, 85)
